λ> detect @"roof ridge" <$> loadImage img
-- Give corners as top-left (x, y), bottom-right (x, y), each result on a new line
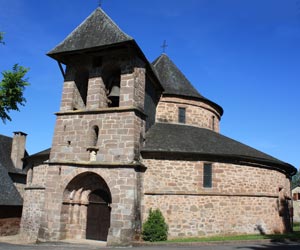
top-left (48, 7), bottom-right (133, 56)
top-left (152, 53), bottom-right (204, 98)
top-left (152, 53), bottom-right (166, 66)
top-left (97, 8), bottom-right (132, 40)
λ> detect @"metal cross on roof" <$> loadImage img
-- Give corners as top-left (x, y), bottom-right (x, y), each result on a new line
top-left (161, 40), bottom-right (168, 53)
top-left (98, 0), bottom-right (102, 7)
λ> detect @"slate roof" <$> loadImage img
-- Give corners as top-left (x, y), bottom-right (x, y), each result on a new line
top-left (48, 7), bottom-right (133, 57)
top-left (0, 134), bottom-right (14, 172)
top-left (152, 54), bottom-right (223, 115)
top-left (141, 123), bottom-right (296, 175)
top-left (24, 148), bottom-right (50, 161)
top-left (0, 163), bottom-right (23, 206)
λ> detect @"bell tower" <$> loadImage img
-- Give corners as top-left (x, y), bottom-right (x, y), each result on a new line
top-left (34, 8), bottom-right (162, 245)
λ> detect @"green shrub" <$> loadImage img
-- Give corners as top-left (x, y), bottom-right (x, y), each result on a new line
top-left (142, 208), bottom-right (168, 242)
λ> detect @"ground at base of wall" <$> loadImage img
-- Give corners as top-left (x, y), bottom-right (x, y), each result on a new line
top-left (0, 218), bottom-right (20, 236)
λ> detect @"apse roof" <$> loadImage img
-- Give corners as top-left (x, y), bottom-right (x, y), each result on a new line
top-left (141, 123), bottom-right (296, 175)
top-left (152, 54), bottom-right (223, 115)
top-left (48, 7), bottom-right (133, 56)
top-left (152, 54), bottom-right (203, 98)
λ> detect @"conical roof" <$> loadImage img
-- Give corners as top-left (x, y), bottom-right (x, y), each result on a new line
top-left (48, 8), bottom-right (133, 57)
top-left (152, 54), bottom-right (202, 98)
top-left (152, 54), bottom-right (223, 115)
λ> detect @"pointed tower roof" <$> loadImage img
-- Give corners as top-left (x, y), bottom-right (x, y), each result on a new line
top-left (152, 54), bottom-right (223, 115)
top-left (152, 54), bottom-right (202, 98)
top-left (48, 8), bottom-right (133, 59)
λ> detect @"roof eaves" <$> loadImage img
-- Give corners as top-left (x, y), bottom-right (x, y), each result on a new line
top-left (140, 149), bottom-right (296, 175)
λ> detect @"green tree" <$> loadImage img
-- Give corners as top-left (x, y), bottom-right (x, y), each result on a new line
top-left (0, 64), bottom-right (29, 123)
top-left (142, 208), bottom-right (168, 242)
top-left (0, 32), bottom-right (4, 44)
top-left (0, 31), bottom-right (29, 123)
top-left (292, 170), bottom-right (300, 189)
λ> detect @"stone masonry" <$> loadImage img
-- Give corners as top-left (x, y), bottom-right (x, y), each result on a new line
top-left (21, 51), bottom-right (148, 245)
top-left (156, 96), bottom-right (221, 132)
top-left (142, 159), bottom-right (291, 237)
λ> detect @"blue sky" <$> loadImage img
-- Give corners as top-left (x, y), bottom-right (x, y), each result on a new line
top-left (1, 0), bottom-right (299, 170)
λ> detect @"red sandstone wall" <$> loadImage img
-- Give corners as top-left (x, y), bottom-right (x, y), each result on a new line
top-left (156, 97), bottom-right (221, 132)
top-left (142, 159), bottom-right (291, 238)
top-left (0, 218), bottom-right (20, 236)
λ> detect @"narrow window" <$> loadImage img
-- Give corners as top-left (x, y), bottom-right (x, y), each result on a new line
top-left (212, 116), bottom-right (215, 131)
top-left (91, 125), bottom-right (99, 147)
top-left (74, 69), bottom-right (89, 109)
top-left (178, 107), bottom-right (186, 124)
top-left (203, 163), bottom-right (212, 188)
top-left (106, 72), bottom-right (120, 108)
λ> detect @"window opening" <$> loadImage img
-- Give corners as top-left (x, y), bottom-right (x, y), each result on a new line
top-left (178, 107), bottom-right (186, 124)
top-left (74, 69), bottom-right (89, 108)
top-left (203, 163), bottom-right (212, 188)
top-left (91, 126), bottom-right (99, 147)
top-left (107, 75), bottom-right (120, 107)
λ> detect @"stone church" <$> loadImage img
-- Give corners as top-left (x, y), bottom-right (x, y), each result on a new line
top-left (20, 8), bottom-right (296, 245)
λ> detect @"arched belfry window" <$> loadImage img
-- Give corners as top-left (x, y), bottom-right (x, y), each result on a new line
top-left (107, 74), bottom-right (120, 107)
top-left (102, 66), bottom-right (121, 108)
top-left (73, 69), bottom-right (89, 109)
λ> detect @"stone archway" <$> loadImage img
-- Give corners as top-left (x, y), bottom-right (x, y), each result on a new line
top-left (61, 172), bottom-right (112, 241)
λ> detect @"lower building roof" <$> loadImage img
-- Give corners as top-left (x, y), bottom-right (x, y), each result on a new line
top-left (141, 123), bottom-right (296, 175)
top-left (0, 163), bottom-right (23, 206)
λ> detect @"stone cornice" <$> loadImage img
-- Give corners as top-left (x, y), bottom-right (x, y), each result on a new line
top-left (25, 185), bottom-right (46, 190)
top-left (144, 191), bottom-right (278, 198)
top-left (55, 106), bottom-right (147, 118)
top-left (48, 160), bottom-right (147, 171)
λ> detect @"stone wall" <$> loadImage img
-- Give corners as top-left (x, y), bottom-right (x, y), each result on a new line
top-left (156, 97), bottom-right (221, 132)
top-left (50, 111), bottom-right (144, 163)
top-left (292, 186), bottom-right (300, 222)
top-left (36, 166), bottom-right (140, 245)
top-left (20, 164), bottom-right (47, 240)
top-left (0, 206), bottom-right (22, 236)
top-left (0, 218), bottom-right (20, 236)
top-left (142, 159), bottom-right (291, 238)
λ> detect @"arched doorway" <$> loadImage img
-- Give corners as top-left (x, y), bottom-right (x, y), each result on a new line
top-left (61, 172), bottom-right (112, 241)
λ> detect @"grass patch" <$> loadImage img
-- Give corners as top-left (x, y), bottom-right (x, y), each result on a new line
top-left (159, 231), bottom-right (300, 243)
top-left (293, 222), bottom-right (300, 232)
top-left (143, 222), bottom-right (300, 244)
top-left (166, 234), bottom-right (266, 243)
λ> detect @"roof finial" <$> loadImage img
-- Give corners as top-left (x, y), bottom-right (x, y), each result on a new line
top-left (161, 40), bottom-right (168, 53)
top-left (98, 0), bottom-right (102, 7)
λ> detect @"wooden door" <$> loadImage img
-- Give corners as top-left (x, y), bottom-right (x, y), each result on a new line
top-left (86, 189), bottom-right (111, 241)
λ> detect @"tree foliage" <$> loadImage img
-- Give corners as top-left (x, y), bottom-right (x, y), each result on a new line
top-left (0, 32), bottom-right (4, 44)
top-left (142, 208), bottom-right (168, 242)
top-left (0, 64), bottom-right (29, 123)
top-left (292, 170), bottom-right (300, 189)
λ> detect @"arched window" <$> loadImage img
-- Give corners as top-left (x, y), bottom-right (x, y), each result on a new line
top-left (212, 116), bottom-right (215, 131)
top-left (91, 125), bottom-right (99, 147)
